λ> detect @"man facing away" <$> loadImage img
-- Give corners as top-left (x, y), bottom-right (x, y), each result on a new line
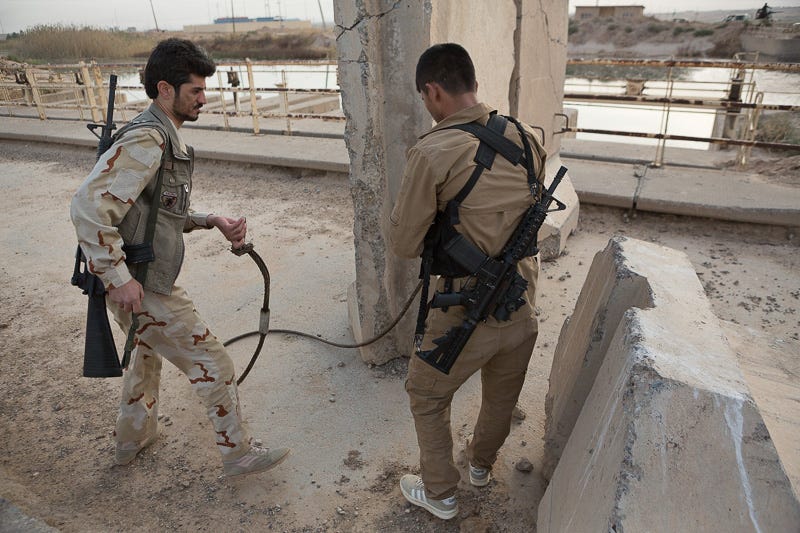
top-left (386, 43), bottom-right (546, 520)
top-left (70, 38), bottom-right (289, 477)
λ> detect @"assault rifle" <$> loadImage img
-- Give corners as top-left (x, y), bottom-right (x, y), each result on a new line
top-left (417, 165), bottom-right (568, 374)
top-left (71, 74), bottom-right (122, 377)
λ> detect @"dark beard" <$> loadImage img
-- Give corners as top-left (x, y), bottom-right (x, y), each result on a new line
top-left (174, 104), bottom-right (201, 122)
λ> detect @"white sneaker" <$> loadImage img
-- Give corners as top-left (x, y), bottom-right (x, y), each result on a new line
top-left (399, 474), bottom-right (458, 520)
top-left (223, 445), bottom-right (290, 477)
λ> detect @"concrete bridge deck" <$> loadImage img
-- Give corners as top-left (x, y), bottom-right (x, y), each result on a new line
top-left (0, 114), bottom-right (798, 228)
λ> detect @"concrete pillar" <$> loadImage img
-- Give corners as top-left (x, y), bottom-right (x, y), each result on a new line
top-left (539, 237), bottom-right (800, 532)
top-left (515, 0), bottom-right (579, 258)
top-left (334, 0), bottom-right (577, 364)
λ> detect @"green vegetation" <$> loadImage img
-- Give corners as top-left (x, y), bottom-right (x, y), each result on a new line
top-left (566, 15), bottom-right (741, 58)
top-left (757, 112), bottom-right (800, 148)
top-left (568, 20), bottom-right (579, 35)
top-left (198, 31), bottom-right (334, 60)
top-left (4, 25), bottom-right (335, 63)
top-left (6, 25), bottom-right (158, 62)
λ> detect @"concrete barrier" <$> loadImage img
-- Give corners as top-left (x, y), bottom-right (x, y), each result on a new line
top-left (723, 321), bottom-right (800, 497)
top-left (538, 236), bottom-right (800, 532)
top-left (542, 236), bottom-right (654, 479)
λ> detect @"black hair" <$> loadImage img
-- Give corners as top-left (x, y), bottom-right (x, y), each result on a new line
top-left (143, 38), bottom-right (216, 99)
top-left (415, 43), bottom-right (477, 95)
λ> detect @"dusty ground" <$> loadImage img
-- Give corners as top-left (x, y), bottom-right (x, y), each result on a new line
top-left (0, 140), bottom-right (798, 532)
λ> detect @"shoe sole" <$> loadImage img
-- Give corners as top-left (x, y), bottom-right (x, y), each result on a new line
top-left (224, 448), bottom-right (291, 478)
top-left (469, 473), bottom-right (491, 487)
top-left (400, 482), bottom-right (458, 520)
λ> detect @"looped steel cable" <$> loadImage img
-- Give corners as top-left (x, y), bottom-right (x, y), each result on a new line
top-left (224, 243), bottom-right (422, 385)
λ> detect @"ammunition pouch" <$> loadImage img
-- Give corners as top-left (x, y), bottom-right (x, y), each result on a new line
top-left (422, 207), bottom-right (473, 279)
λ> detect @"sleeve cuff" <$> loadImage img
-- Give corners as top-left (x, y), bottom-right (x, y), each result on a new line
top-left (100, 263), bottom-right (133, 291)
top-left (185, 212), bottom-right (212, 232)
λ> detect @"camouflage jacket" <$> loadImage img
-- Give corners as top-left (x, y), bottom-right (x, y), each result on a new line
top-left (70, 103), bottom-right (210, 295)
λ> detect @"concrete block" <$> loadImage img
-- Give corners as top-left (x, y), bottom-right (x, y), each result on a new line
top-left (543, 237), bottom-right (654, 478)
top-left (723, 322), bottom-right (800, 497)
top-left (539, 237), bottom-right (800, 532)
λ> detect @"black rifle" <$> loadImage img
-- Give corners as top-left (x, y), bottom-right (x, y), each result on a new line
top-left (71, 74), bottom-right (122, 377)
top-left (417, 166), bottom-right (568, 374)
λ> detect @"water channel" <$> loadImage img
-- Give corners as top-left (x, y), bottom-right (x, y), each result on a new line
top-left (116, 63), bottom-right (799, 151)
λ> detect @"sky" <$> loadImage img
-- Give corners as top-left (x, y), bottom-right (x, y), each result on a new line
top-left (1, 0), bottom-right (799, 34)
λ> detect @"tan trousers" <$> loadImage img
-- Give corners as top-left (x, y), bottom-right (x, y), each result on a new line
top-left (110, 285), bottom-right (251, 462)
top-left (406, 305), bottom-right (537, 500)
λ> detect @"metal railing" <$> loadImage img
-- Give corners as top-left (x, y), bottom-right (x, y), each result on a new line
top-left (0, 59), bottom-right (344, 135)
top-left (561, 56), bottom-right (800, 166)
top-left (2, 57), bottom-right (799, 168)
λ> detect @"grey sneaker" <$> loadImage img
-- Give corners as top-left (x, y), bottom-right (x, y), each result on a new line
top-left (399, 474), bottom-right (458, 520)
top-left (223, 445), bottom-right (290, 477)
top-left (469, 464), bottom-right (491, 487)
top-left (115, 430), bottom-right (160, 466)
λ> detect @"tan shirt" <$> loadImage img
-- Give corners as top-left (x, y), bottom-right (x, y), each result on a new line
top-left (387, 102), bottom-right (547, 324)
top-left (70, 106), bottom-right (209, 291)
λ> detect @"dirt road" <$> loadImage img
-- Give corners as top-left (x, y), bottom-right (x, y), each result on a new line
top-left (0, 141), bottom-right (797, 532)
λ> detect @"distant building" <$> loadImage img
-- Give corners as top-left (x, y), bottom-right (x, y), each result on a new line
top-left (574, 5), bottom-right (645, 20)
top-left (185, 17), bottom-right (312, 34)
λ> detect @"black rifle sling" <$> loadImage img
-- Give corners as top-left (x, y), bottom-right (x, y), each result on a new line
top-left (120, 129), bottom-right (170, 368)
top-left (506, 116), bottom-right (540, 198)
top-left (414, 113), bottom-right (516, 345)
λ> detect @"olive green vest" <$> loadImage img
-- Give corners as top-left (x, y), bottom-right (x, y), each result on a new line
top-left (115, 104), bottom-right (195, 295)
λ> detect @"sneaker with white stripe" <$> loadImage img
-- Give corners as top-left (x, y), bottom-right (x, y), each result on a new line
top-left (399, 474), bottom-right (458, 520)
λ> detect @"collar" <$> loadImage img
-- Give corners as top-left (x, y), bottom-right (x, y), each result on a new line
top-left (419, 102), bottom-right (495, 139)
top-left (146, 102), bottom-right (187, 154)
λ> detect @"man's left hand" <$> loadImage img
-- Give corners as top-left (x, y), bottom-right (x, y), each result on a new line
top-left (208, 214), bottom-right (247, 248)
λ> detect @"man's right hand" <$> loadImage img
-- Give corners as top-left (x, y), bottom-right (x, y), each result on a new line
top-left (108, 279), bottom-right (144, 314)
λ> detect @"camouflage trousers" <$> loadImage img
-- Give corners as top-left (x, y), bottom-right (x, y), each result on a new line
top-left (110, 285), bottom-right (251, 462)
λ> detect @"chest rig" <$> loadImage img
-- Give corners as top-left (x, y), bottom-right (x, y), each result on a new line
top-left (415, 112), bottom-right (542, 345)
top-left (113, 109), bottom-right (195, 295)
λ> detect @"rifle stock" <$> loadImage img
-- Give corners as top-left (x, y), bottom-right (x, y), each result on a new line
top-left (418, 166), bottom-right (568, 374)
top-left (71, 250), bottom-right (123, 377)
top-left (73, 74), bottom-right (123, 378)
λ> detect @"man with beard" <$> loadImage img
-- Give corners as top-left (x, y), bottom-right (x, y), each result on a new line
top-left (70, 38), bottom-right (289, 476)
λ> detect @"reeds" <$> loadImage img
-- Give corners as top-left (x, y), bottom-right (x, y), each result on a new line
top-left (6, 25), bottom-right (335, 63)
top-left (9, 25), bottom-right (158, 62)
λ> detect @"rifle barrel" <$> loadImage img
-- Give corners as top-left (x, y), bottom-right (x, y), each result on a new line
top-left (105, 74), bottom-right (117, 127)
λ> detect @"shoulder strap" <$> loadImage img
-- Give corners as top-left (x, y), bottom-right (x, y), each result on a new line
top-left (444, 113), bottom-right (513, 225)
top-left (113, 120), bottom-right (168, 146)
top-left (506, 116), bottom-right (540, 199)
top-left (139, 137), bottom-right (170, 259)
top-left (448, 114), bottom-right (523, 169)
